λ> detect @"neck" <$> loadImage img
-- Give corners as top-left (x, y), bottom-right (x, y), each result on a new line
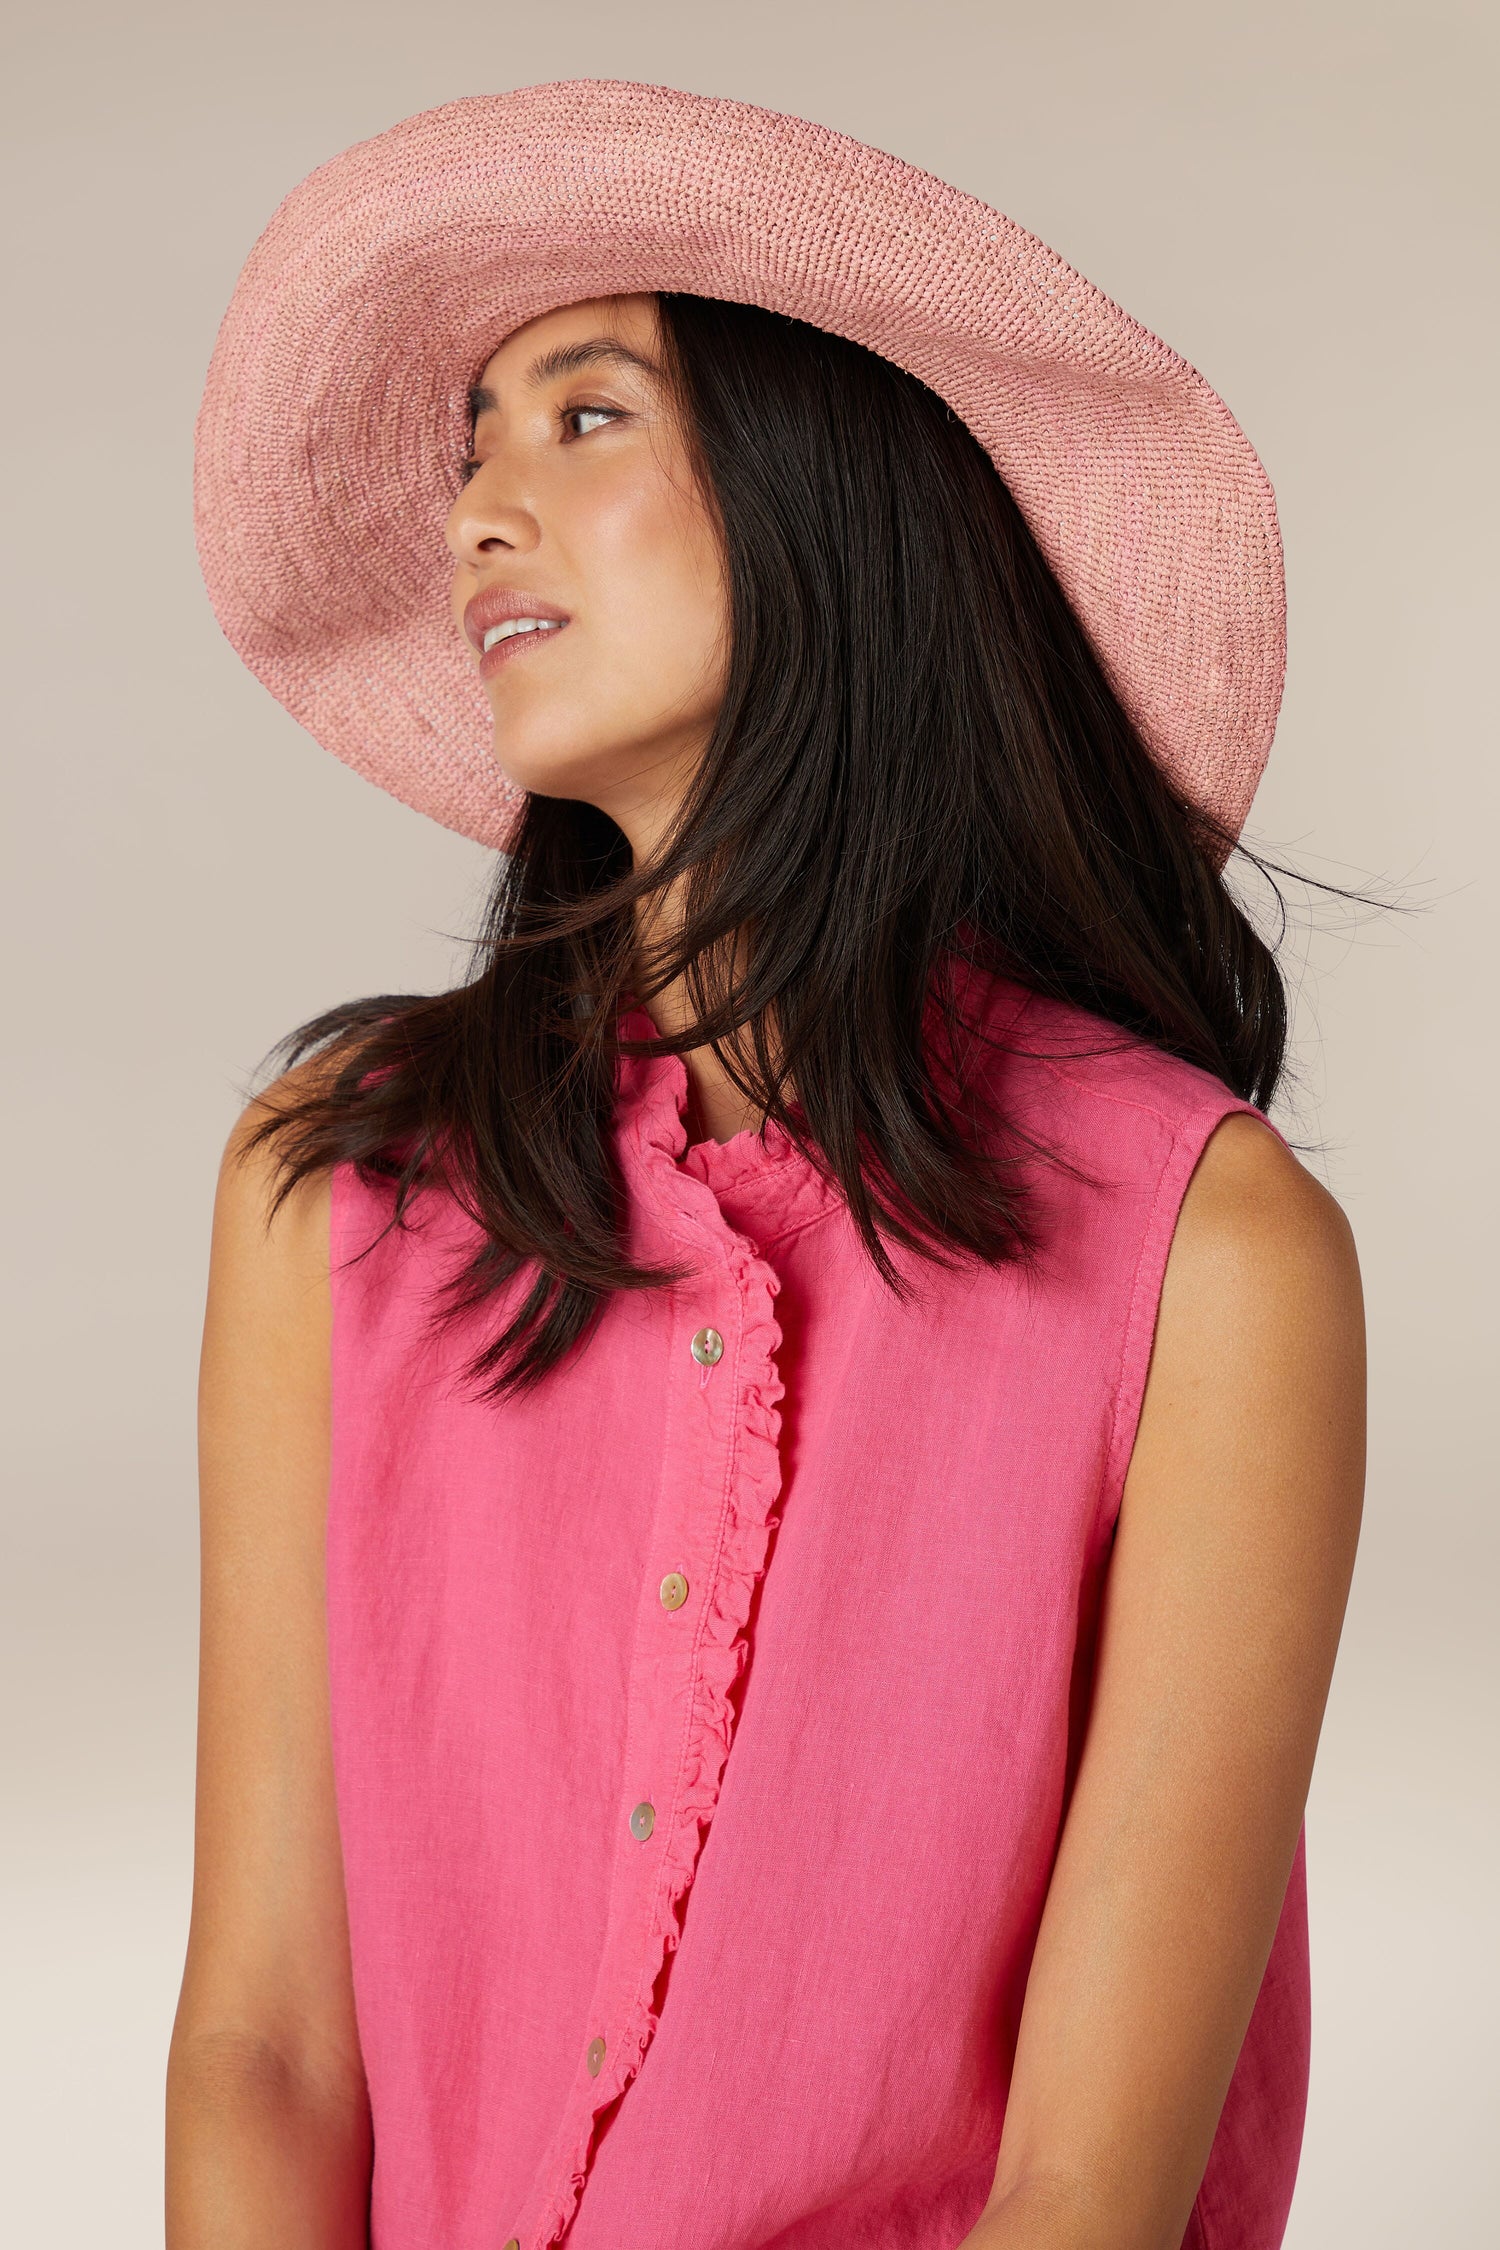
top-left (630, 892), bottom-right (774, 1148)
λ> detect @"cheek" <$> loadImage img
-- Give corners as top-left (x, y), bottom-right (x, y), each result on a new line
top-left (448, 569), bottom-right (471, 640)
top-left (586, 481), bottom-right (727, 690)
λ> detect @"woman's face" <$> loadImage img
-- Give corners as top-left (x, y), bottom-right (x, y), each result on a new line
top-left (445, 294), bottom-right (729, 850)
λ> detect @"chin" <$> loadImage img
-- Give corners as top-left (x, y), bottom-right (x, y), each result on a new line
top-left (486, 734), bottom-right (615, 805)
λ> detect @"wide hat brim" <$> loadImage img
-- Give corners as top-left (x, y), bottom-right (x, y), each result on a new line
top-left (194, 78), bottom-right (1285, 857)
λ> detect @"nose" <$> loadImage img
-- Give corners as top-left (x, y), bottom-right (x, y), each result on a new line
top-left (444, 460), bottom-right (541, 570)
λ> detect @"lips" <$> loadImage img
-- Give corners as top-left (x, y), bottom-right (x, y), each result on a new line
top-left (463, 580), bottom-right (568, 652)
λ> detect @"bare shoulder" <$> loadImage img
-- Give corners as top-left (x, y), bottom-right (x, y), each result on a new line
top-left (203, 1058), bottom-right (340, 1397)
top-left (1164, 1111), bottom-right (1363, 1351)
top-left (211, 1056), bottom-right (337, 1288)
top-left (1133, 1109), bottom-right (1366, 1545)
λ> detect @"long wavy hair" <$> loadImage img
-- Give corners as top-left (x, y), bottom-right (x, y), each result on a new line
top-left (246, 289), bottom-right (1289, 1395)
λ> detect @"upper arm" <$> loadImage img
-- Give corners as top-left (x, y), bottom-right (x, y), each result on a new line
top-left (171, 1082), bottom-right (363, 2095)
top-left (987, 1113), bottom-right (1366, 2246)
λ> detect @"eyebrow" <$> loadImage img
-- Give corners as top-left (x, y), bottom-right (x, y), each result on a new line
top-left (467, 337), bottom-right (665, 424)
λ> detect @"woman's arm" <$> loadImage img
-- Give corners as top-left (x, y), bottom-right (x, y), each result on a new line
top-left (166, 1095), bottom-right (372, 2247)
top-left (962, 1113), bottom-right (1366, 2250)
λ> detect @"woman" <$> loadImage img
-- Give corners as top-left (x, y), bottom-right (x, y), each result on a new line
top-left (169, 84), bottom-right (1365, 2250)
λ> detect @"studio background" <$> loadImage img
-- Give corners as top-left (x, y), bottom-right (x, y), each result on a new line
top-left (4, 3), bottom-right (1494, 2241)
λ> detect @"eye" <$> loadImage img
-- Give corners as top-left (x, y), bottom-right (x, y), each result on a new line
top-left (562, 404), bottom-right (621, 439)
top-left (454, 401), bottom-right (621, 486)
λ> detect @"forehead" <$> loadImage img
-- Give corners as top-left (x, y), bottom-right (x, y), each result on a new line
top-left (473, 293), bottom-right (662, 390)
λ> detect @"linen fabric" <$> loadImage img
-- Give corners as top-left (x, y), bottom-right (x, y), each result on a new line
top-left (325, 964), bottom-right (1311, 2250)
top-left (194, 79), bottom-right (1285, 860)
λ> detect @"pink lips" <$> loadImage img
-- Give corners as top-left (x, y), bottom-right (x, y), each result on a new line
top-left (463, 586), bottom-right (571, 682)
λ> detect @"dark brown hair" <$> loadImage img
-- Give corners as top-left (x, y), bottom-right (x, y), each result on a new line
top-left (247, 290), bottom-right (1289, 1394)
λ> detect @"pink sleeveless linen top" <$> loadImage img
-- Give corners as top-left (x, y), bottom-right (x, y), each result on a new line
top-left (325, 965), bottom-right (1311, 2250)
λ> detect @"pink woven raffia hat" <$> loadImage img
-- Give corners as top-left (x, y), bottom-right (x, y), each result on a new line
top-left (194, 79), bottom-right (1285, 857)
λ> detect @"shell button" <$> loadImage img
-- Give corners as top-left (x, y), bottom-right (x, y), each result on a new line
top-left (659, 1572), bottom-right (689, 1611)
top-left (690, 1325), bottom-right (724, 1366)
top-left (586, 2035), bottom-right (606, 2077)
top-left (629, 1800), bottom-right (656, 1841)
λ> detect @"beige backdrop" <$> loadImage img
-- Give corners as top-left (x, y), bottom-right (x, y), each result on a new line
top-left (4, 2), bottom-right (1495, 2240)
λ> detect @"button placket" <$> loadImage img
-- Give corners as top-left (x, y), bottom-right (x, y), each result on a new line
top-left (548, 1297), bottom-right (736, 2148)
top-left (515, 1205), bottom-right (788, 2250)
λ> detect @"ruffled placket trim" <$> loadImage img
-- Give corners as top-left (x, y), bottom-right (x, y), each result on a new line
top-left (522, 1008), bottom-right (805, 2250)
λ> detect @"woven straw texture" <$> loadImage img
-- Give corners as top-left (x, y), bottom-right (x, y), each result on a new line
top-left (194, 79), bottom-right (1286, 853)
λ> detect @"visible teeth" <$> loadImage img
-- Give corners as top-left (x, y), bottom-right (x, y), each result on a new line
top-left (482, 617), bottom-right (564, 652)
